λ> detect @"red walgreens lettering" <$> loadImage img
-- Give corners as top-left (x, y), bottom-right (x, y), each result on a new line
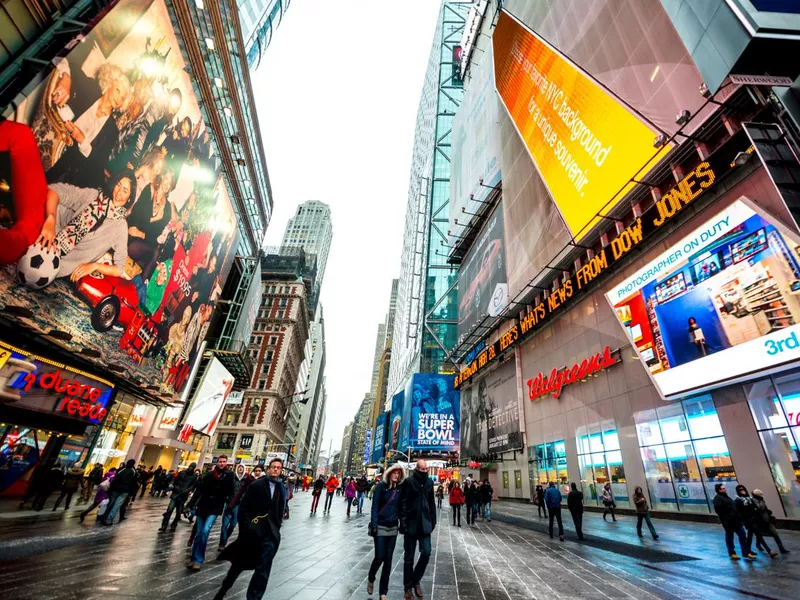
top-left (527, 346), bottom-right (617, 401)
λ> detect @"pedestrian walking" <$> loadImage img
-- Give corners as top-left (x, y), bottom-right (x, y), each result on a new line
top-left (79, 468), bottom-right (116, 522)
top-left (475, 481), bottom-right (484, 518)
top-left (187, 455), bottom-right (235, 570)
top-left (138, 467), bottom-right (154, 499)
top-left (632, 486), bottom-right (659, 540)
top-left (567, 483), bottom-right (584, 540)
top-left (287, 472), bottom-right (297, 499)
top-left (480, 479), bottom-right (493, 521)
top-left (602, 482), bottom-right (617, 522)
top-left (161, 470), bottom-right (175, 497)
top-left (52, 464), bottom-right (83, 511)
top-left (311, 474), bottom-right (325, 513)
top-left (357, 473), bottom-right (369, 514)
top-left (448, 481), bottom-right (464, 527)
top-left (544, 482), bottom-right (564, 541)
top-left (213, 459), bottom-right (289, 600)
top-left (219, 464), bottom-right (251, 549)
top-left (103, 459), bottom-right (138, 524)
top-left (464, 480), bottom-right (478, 525)
top-left (436, 483), bottom-right (444, 509)
top-left (129, 465), bottom-right (145, 504)
top-left (32, 462), bottom-right (64, 511)
top-left (534, 484), bottom-right (547, 518)
top-left (79, 463), bottom-right (104, 504)
top-left (399, 460), bottom-right (436, 600)
top-left (345, 477), bottom-right (357, 517)
top-left (713, 482), bottom-right (755, 560)
top-left (151, 466), bottom-right (164, 496)
top-left (368, 464), bottom-right (403, 600)
top-left (323, 474), bottom-right (338, 513)
top-left (159, 462), bottom-right (199, 531)
top-left (735, 484), bottom-right (774, 557)
top-left (751, 489), bottom-right (790, 555)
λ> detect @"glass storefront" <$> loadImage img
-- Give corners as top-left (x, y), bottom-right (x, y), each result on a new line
top-left (88, 399), bottom-right (137, 469)
top-left (527, 440), bottom-right (568, 502)
top-left (744, 370), bottom-right (800, 517)
top-left (635, 395), bottom-right (737, 513)
top-left (576, 425), bottom-right (630, 508)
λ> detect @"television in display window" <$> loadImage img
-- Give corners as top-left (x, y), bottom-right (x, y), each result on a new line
top-left (655, 272), bottom-right (687, 304)
top-left (732, 228), bottom-right (767, 264)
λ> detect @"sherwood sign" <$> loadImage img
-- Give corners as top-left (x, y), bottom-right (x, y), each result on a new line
top-left (527, 346), bottom-right (619, 400)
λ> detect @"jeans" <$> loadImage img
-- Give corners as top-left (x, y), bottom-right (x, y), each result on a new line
top-left (161, 496), bottom-right (186, 529)
top-left (724, 523), bottom-right (750, 556)
top-left (451, 504), bottom-right (461, 526)
top-left (548, 506), bottom-right (563, 538)
top-left (465, 502), bottom-right (473, 524)
top-left (483, 501), bottom-right (492, 520)
top-left (220, 506), bottom-right (239, 547)
top-left (214, 538), bottom-right (278, 600)
top-left (357, 491), bottom-right (365, 512)
top-left (537, 503), bottom-right (547, 518)
top-left (746, 527), bottom-right (772, 553)
top-left (369, 534), bottom-right (398, 595)
top-left (570, 510), bottom-right (584, 539)
top-left (53, 490), bottom-right (75, 510)
top-left (103, 491), bottom-right (128, 524)
top-left (311, 492), bottom-right (321, 512)
top-left (324, 492), bottom-right (334, 512)
top-left (637, 512), bottom-right (658, 538)
top-left (403, 534), bottom-right (432, 590)
top-left (32, 492), bottom-right (53, 511)
top-left (437, 497), bottom-right (442, 508)
top-left (191, 513), bottom-right (218, 564)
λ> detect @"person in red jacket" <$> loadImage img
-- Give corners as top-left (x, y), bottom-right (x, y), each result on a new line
top-left (0, 120), bottom-right (47, 265)
top-left (448, 480), bottom-right (465, 527)
top-left (323, 474), bottom-right (339, 514)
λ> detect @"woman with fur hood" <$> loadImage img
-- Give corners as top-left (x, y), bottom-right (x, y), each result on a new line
top-left (367, 464), bottom-right (404, 600)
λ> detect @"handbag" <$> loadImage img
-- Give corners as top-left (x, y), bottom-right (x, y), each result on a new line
top-left (96, 498), bottom-right (110, 516)
top-left (351, 497), bottom-right (358, 507)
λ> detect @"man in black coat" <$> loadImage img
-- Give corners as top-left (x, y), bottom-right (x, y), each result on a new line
top-left (213, 458), bottom-right (288, 600)
top-left (103, 459), bottom-right (138, 525)
top-left (713, 483), bottom-right (754, 560)
top-left (159, 462), bottom-right (199, 531)
top-left (567, 482), bottom-right (584, 540)
top-left (399, 459), bottom-right (436, 600)
top-left (187, 455), bottom-right (234, 570)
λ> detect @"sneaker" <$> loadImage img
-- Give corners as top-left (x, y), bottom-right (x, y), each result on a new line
top-left (653, 535), bottom-right (659, 540)
top-left (559, 535), bottom-right (564, 542)
top-left (729, 554), bottom-right (741, 560)
top-left (780, 549), bottom-right (791, 554)
top-left (745, 553), bottom-right (757, 560)
top-left (189, 562), bottom-right (201, 571)
top-left (414, 584), bottom-right (424, 598)
top-left (368, 581), bottom-right (374, 595)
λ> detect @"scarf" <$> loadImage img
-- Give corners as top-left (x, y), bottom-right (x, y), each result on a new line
top-left (56, 192), bottom-right (126, 256)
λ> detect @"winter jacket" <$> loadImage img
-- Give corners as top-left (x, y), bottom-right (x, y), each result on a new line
top-left (94, 471), bottom-right (115, 503)
top-left (535, 487), bottom-right (545, 506)
top-left (371, 466), bottom-right (404, 529)
top-left (480, 484), bottom-right (493, 504)
top-left (229, 473), bottom-right (256, 509)
top-left (601, 486), bottom-right (614, 505)
top-left (633, 491), bottom-right (650, 514)
top-left (312, 478), bottom-right (325, 494)
top-left (345, 481), bottom-right (357, 499)
top-left (47, 467), bottom-right (65, 492)
top-left (751, 496), bottom-right (775, 534)
top-left (735, 496), bottom-right (758, 528)
top-left (171, 468), bottom-right (199, 500)
top-left (714, 492), bottom-right (741, 528)
top-left (567, 489), bottom-right (583, 514)
top-left (399, 469), bottom-right (437, 537)
top-left (325, 476), bottom-right (339, 494)
top-left (543, 486), bottom-right (562, 509)
top-left (87, 466), bottom-right (104, 485)
top-left (109, 466), bottom-right (138, 494)
top-left (448, 487), bottom-right (465, 505)
top-left (356, 477), bottom-right (369, 493)
top-left (464, 483), bottom-right (478, 505)
top-left (194, 467), bottom-right (235, 517)
top-left (62, 467), bottom-right (84, 493)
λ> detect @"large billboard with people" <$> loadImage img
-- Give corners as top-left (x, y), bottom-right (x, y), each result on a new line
top-left (0, 0), bottom-right (238, 398)
top-left (389, 390), bottom-right (406, 453)
top-left (405, 373), bottom-right (460, 452)
top-left (371, 411), bottom-right (389, 464)
top-left (179, 357), bottom-right (234, 442)
top-left (607, 198), bottom-right (800, 399)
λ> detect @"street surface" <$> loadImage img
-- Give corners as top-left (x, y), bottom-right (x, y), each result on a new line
top-left (0, 492), bottom-right (798, 599)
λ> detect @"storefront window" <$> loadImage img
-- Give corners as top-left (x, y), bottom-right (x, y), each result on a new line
top-left (634, 394), bottom-right (738, 514)
top-left (528, 440), bottom-right (567, 503)
top-left (744, 372), bottom-right (800, 517)
top-left (576, 425), bottom-right (629, 507)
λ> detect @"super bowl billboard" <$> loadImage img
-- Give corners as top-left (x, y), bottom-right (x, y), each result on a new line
top-left (405, 373), bottom-right (460, 452)
top-left (0, 0), bottom-right (238, 397)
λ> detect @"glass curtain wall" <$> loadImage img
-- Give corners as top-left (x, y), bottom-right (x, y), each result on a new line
top-left (576, 424), bottom-right (630, 507)
top-left (634, 395), bottom-right (738, 513)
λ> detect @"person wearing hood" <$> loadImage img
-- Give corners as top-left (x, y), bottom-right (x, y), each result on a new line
top-left (213, 458), bottom-right (288, 600)
top-left (480, 479), bottom-right (494, 522)
top-left (448, 481), bottom-right (465, 527)
top-left (345, 477), bottom-right (357, 517)
top-left (399, 460), bottom-right (436, 600)
top-left (159, 462), bottom-right (199, 532)
top-left (311, 474), bottom-right (325, 514)
top-left (736, 484), bottom-right (775, 558)
top-left (751, 489), bottom-right (790, 555)
top-left (103, 459), bottom-right (138, 525)
top-left (52, 463), bottom-right (84, 511)
top-left (356, 474), bottom-right (369, 514)
top-left (535, 484), bottom-right (547, 518)
top-left (219, 463), bottom-right (250, 549)
top-left (464, 479), bottom-right (476, 525)
top-left (368, 464), bottom-right (404, 600)
top-left (187, 455), bottom-right (235, 570)
top-left (714, 483), bottom-right (754, 560)
top-left (79, 467), bottom-right (117, 522)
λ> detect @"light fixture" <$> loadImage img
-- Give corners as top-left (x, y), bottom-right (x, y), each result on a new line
top-left (214, 77), bottom-right (224, 88)
top-left (195, 0), bottom-right (204, 8)
top-left (733, 151), bottom-right (753, 167)
top-left (204, 37), bottom-right (215, 51)
top-left (699, 82), bottom-right (711, 98)
top-left (223, 107), bottom-right (232, 118)
top-left (653, 133), bottom-right (668, 148)
top-left (649, 65), bottom-right (660, 82)
top-left (675, 109), bottom-right (691, 126)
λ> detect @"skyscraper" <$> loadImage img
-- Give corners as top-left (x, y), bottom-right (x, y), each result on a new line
top-left (388, 1), bottom-right (470, 396)
top-left (281, 200), bottom-right (333, 305)
top-left (237, 0), bottom-right (291, 68)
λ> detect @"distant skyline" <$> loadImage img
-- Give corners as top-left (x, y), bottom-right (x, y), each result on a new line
top-left (253, 1), bottom-right (442, 453)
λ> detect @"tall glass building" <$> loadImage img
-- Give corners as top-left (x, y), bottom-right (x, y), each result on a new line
top-left (389, 1), bottom-right (470, 396)
top-left (237, 0), bottom-right (291, 68)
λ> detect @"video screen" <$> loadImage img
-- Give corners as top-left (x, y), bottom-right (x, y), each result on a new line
top-left (655, 273), bottom-right (687, 304)
top-left (732, 228), bottom-right (767, 264)
top-left (692, 253), bottom-right (722, 283)
top-left (639, 347), bottom-right (655, 362)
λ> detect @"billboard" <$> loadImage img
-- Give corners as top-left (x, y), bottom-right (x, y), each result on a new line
top-left (230, 260), bottom-right (262, 349)
top-left (371, 411), bottom-right (389, 464)
top-left (178, 357), bottom-right (234, 442)
top-left (405, 373), bottom-right (460, 452)
top-left (607, 198), bottom-right (800, 399)
top-left (362, 428), bottom-right (373, 465)
top-left (389, 391), bottom-right (405, 452)
top-left (1, 0), bottom-right (238, 398)
top-left (158, 405), bottom-right (181, 430)
top-left (460, 359), bottom-right (521, 458)
top-left (457, 203), bottom-right (507, 341)
top-left (492, 10), bottom-right (665, 240)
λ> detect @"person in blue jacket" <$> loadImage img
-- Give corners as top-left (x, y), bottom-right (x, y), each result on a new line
top-left (544, 481), bottom-right (564, 541)
top-left (368, 464), bottom-right (404, 600)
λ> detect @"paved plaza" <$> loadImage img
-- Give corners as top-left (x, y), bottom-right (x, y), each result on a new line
top-left (1, 492), bottom-right (798, 599)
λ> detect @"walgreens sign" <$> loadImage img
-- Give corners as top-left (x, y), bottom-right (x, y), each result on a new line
top-left (527, 346), bottom-right (619, 401)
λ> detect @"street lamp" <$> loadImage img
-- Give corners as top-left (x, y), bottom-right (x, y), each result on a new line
top-left (280, 389), bottom-right (309, 420)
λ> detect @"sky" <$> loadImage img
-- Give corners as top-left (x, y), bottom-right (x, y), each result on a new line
top-left (252, 1), bottom-right (442, 456)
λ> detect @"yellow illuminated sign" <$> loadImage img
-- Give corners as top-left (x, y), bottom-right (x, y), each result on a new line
top-left (493, 11), bottom-right (667, 240)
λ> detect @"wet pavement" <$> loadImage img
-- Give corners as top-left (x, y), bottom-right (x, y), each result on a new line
top-left (0, 491), bottom-right (798, 599)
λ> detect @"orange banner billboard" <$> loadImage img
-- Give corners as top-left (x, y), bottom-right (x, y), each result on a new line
top-left (493, 11), bottom-right (665, 240)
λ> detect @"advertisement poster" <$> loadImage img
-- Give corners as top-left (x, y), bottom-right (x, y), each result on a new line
top-left (178, 357), bottom-right (234, 442)
top-left (362, 428), bottom-right (373, 465)
top-left (493, 10), bottom-right (665, 240)
top-left (2, 0), bottom-right (238, 398)
top-left (607, 199), bottom-right (800, 398)
top-left (461, 360), bottom-right (520, 458)
top-left (230, 260), bottom-right (262, 350)
top-left (371, 411), bottom-right (389, 464)
top-left (450, 43), bottom-right (502, 245)
top-left (158, 405), bottom-right (182, 430)
top-left (405, 373), bottom-right (460, 452)
top-left (0, 427), bottom-right (42, 494)
top-left (389, 391), bottom-right (405, 452)
top-left (457, 203), bottom-right (507, 341)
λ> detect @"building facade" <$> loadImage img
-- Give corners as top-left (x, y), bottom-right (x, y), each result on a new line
top-left (292, 306), bottom-right (327, 470)
top-left (237, 0), bottom-right (291, 69)
top-left (281, 200), bottom-right (333, 307)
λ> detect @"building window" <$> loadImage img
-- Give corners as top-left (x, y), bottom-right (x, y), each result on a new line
top-left (277, 310), bottom-right (284, 319)
top-left (634, 395), bottom-right (737, 514)
top-left (528, 441), bottom-right (567, 503)
top-left (744, 370), bottom-right (800, 518)
top-left (217, 433), bottom-right (237, 450)
top-left (577, 424), bottom-right (630, 508)
top-left (270, 336), bottom-right (278, 345)
top-left (258, 380), bottom-right (266, 390)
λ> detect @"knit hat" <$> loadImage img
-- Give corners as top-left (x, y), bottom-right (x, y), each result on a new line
top-left (752, 489), bottom-right (763, 496)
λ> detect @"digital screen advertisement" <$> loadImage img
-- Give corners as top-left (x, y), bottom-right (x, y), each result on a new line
top-left (1, 0), bottom-right (239, 398)
top-left (389, 391), bottom-right (405, 452)
top-left (405, 373), bottom-right (460, 452)
top-left (492, 10), bottom-right (666, 240)
top-left (371, 411), bottom-right (388, 464)
top-left (179, 357), bottom-right (234, 442)
top-left (458, 203), bottom-right (508, 341)
top-left (607, 198), bottom-right (800, 398)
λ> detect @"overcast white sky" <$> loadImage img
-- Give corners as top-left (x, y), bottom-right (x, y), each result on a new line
top-left (252, 1), bottom-right (442, 456)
